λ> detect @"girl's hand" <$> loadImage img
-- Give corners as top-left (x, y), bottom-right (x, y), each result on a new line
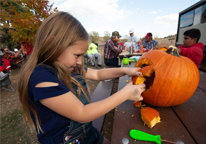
top-left (124, 82), bottom-right (146, 101)
top-left (126, 68), bottom-right (142, 77)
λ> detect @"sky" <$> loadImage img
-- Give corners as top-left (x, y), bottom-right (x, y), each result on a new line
top-left (49, 0), bottom-right (201, 39)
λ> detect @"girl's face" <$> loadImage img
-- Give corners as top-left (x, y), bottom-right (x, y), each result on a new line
top-left (57, 41), bottom-right (88, 71)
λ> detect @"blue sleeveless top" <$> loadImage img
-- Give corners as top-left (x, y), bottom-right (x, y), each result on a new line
top-left (28, 65), bottom-right (89, 143)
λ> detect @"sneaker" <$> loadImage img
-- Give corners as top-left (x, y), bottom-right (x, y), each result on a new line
top-left (104, 79), bottom-right (113, 82)
top-left (97, 64), bottom-right (102, 67)
top-left (92, 64), bottom-right (95, 67)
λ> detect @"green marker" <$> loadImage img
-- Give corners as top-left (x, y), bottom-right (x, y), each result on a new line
top-left (130, 129), bottom-right (180, 144)
top-left (130, 129), bottom-right (161, 144)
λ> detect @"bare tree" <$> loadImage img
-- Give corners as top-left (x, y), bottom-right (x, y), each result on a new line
top-left (89, 31), bottom-right (99, 43)
top-left (103, 31), bottom-right (111, 42)
top-left (154, 35), bottom-right (159, 40)
top-left (123, 34), bottom-right (129, 39)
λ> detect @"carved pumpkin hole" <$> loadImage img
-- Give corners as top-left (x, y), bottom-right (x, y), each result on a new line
top-left (135, 58), bottom-right (153, 68)
top-left (141, 64), bottom-right (148, 68)
top-left (144, 71), bottom-right (155, 91)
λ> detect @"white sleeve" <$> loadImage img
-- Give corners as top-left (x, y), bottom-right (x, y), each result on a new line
top-left (134, 35), bottom-right (139, 42)
top-left (128, 36), bottom-right (131, 42)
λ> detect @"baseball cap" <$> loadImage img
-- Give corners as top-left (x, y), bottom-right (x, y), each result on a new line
top-left (129, 29), bottom-right (134, 34)
top-left (112, 31), bottom-right (122, 38)
top-left (145, 32), bottom-right (152, 38)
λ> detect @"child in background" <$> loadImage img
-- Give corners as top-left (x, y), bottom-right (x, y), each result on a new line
top-left (21, 41), bottom-right (33, 60)
top-left (18, 12), bottom-right (145, 144)
top-left (152, 29), bottom-right (204, 68)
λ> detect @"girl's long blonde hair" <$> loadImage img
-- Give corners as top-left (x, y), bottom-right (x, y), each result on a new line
top-left (18, 12), bottom-right (90, 133)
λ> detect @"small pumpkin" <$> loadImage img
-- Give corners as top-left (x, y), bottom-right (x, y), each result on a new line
top-left (133, 46), bottom-right (199, 107)
top-left (141, 107), bottom-right (160, 128)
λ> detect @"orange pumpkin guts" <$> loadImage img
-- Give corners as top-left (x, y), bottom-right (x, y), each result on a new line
top-left (133, 101), bottom-right (142, 107)
top-left (132, 76), bottom-right (146, 85)
top-left (132, 46), bottom-right (199, 107)
top-left (141, 107), bottom-right (160, 128)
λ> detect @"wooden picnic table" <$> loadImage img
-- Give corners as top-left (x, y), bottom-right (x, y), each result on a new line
top-left (111, 61), bottom-right (206, 144)
top-left (119, 52), bottom-right (145, 57)
top-left (118, 51), bottom-right (146, 65)
top-left (118, 51), bottom-right (146, 59)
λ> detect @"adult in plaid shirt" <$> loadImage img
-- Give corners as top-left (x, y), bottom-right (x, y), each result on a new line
top-left (2, 48), bottom-right (23, 66)
top-left (104, 31), bottom-right (122, 67)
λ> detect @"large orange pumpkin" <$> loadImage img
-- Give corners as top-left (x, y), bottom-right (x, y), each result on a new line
top-left (132, 46), bottom-right (199, 107)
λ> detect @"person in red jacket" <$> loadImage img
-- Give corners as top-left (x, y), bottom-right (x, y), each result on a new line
top-left (152, 29), bottom-right (204, 68)
top-left (21, 41), bottom-right (33, 60)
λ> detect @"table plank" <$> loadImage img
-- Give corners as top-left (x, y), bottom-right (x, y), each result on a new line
top-left (198, 70), bottom-right (206, 91)
top-left (119, 53), bottom-right (145, 57)
top-left (111, 73), bottom-right (196, 144)
top-left (172, 88), bottom-right (206, 144)
top-left (91, 79), bottom-right (115, 132)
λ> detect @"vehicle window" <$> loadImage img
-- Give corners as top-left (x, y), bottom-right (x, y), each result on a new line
top-left (180, 10), bottom-right (194, 28)
top-left (194, 6), bottom-right (202, 25)
top-left (200, 3), bottom-right (206, 23)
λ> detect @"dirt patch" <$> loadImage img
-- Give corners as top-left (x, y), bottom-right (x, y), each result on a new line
top-left (1, 69), bottom-right (22, 115)
top-left (1, 69), bottom-right (39, 143)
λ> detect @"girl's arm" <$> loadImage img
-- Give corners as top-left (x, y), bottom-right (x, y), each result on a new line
top-left (86, 67), bottom-right (142, 81)
top-left (38, 81), bottom-right (145, 123)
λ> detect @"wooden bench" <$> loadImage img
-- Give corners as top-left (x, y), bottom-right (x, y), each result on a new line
top-left (91, 79), bottom-right (115, 132)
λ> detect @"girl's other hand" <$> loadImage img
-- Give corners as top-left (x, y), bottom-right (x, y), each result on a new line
top-left (123, 82), bottom-right (146, 101)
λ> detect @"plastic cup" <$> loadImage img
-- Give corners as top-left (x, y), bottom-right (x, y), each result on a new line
top-left (123, 57), bottom-right (129, 65)
top-left (140, 45), bottom-right (143, 53)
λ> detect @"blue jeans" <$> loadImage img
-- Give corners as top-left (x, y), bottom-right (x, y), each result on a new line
top-left (62, 122), bottom-right (104, 144)
top-left (104, 58), bottom-right (120, 67)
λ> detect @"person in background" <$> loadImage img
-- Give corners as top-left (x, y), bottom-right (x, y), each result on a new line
top-left (86, 40), bottom-right (102, 67)
top-left (0, 51), bottom-right (9, 79)
top-left (104, 31), bottom-right (122, 67)
top-left (140, 37), bottom-right (146, 44)
top-left (127, 29), bottom-right (139, 44)
top-left (152, 29), bottom-right (203, 68)
top-left (1, 47), bottom-right (23, 66)
top-left (21, 41), bottom-right (33, 60)
top-left (141, 32), bottom-right (158, 50)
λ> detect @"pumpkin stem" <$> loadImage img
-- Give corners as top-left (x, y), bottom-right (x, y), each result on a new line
top-left (166, 45), bottom-right (180, 57)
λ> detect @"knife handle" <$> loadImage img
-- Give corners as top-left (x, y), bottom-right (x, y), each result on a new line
top-left (130, 129), bottom-right (161, 144)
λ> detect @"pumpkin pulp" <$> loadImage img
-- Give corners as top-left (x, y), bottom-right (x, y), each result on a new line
top-left (133, 58), bottom-right (155, 92)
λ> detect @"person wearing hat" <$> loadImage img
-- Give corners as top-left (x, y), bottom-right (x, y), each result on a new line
top-left (104, 31), bottom-right (122, 67)
top-left (128, 29), bottom-right (139, 44)
top-left (141, 32), bottom-right (158, 50)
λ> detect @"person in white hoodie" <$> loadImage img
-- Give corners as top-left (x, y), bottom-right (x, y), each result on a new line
top-left (128, 29), bottom-right (139, 44)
